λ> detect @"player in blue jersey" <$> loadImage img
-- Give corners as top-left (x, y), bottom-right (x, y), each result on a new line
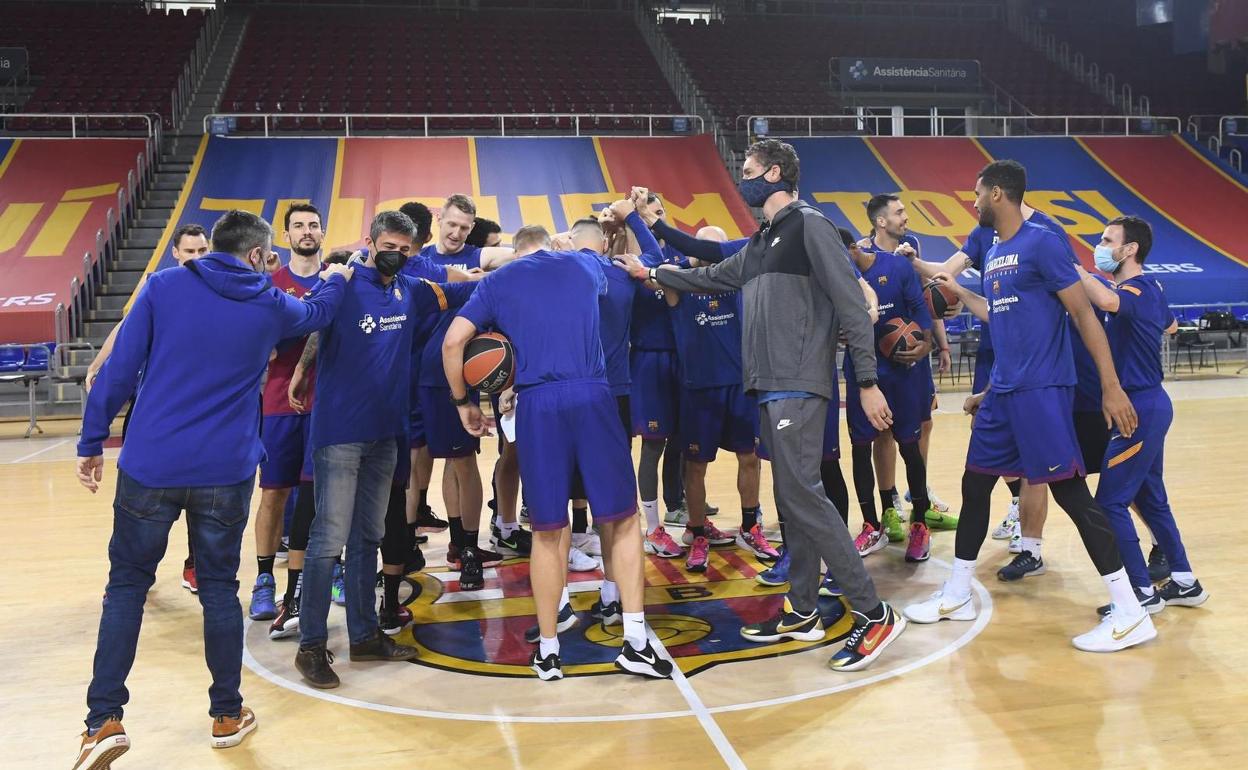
top-left (416, 195), bottom-right (517, 575)
top-left (1074, 216), bottom-right (1207, 614)
top-left (442, 237), bottom-right (673, 682)
top-left (293, 211), bottom-right (476, 689)
top-left (904, 160), bottom-right (1154, 653)
top-left (845, 195), bottom-right (939, 565)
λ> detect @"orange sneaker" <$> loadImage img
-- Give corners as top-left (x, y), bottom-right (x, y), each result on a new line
top-left (211, 707), bottom-right (257, 749)
top-left (74, 717), bottom-right (129, 770)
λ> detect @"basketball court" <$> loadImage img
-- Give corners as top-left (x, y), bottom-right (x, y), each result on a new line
top-left (3, 376), bottom-right (1244, 769)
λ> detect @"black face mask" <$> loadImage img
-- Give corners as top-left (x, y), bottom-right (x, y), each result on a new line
top-left (374, 250), bottom-right (408, 278)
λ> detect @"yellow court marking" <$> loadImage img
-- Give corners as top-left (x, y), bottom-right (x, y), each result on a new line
top-left (592, 136), bottom-right (618, 196)
top-left (0, 138), bottom-right (21, 182)
top-left (466, 137), bottom-right (482, 199)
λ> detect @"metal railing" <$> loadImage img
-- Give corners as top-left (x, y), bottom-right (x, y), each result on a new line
top-left (737, 112), bottom-right (1181, 138)
top-left (1231, 148), bottom-right (1243, 174)
top-left (203, 112), bottom-right (705, 137)
top-left (0, 113), bottom-right (161, 180)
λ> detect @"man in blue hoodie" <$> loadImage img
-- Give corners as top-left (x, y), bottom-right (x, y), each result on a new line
top-left (72, 210), bottom-right (352, 769)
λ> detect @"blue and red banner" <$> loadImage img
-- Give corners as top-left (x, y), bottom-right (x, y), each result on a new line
top-left (0, 138), bottom-right (145, 342)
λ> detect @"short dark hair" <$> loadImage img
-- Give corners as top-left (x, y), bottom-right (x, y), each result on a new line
top-left (172, 223), bottom-right (207, 249)
top-left (466, 217), bottom-right (502, 248)
top-left (283, 202), bottom-right (321, 232)
top-left (443, 194), bottom-right (476, 218)
top-left (745, 139), bottom-right (800, 188)
top-left (837, 227), bottom-right (857, 249)
top-left (210, 210), bottom-right (272, 259)
top-left (866, 194), bottom-right (901, 228)
top-left (977, 159), bottom-right (1027, 204)
top-left (324, 249), bottom-right (352, 265)
top-left (1108, 215), bottom-right (1153, 263)
top-left (370, 210), bottom-right (416, 244)
top-left (399, 202), bottom-right (433, 243)
top-left (513, 225), bottom-right (551, 253)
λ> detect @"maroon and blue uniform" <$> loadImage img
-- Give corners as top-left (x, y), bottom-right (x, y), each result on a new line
top-left (844, 248), bottom-right (933, 446)
top-left (671, 288), bottom-right (757, 462)
top-left (1095, 276), bottom-right (1186, 587)
top-left (456, 250), bottom-right (637, 531)
top-left (261, 266), bottom-right (321, 488)
top-left (966, 222), bottom-right (1084, 483)
top-left (417, 244), bottom-right (483, 459)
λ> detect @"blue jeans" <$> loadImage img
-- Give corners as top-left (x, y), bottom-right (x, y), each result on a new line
top-left (86, 469), bottom-right (253, 729)
top-left (301, 440), bottom-right (396, 648)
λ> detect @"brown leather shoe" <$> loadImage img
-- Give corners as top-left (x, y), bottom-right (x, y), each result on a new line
top-left (295, 645), bottom-right (340, 689)
top-left (349, 629), bottom-right (419, 662)
top-left (211, 706), bottom-right (257, 749)
top-left (73, 717), bottom-right (129, 770)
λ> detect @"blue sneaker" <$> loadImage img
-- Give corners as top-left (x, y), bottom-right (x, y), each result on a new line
top-left (819, 572), bottom-right (843, 597)
top-left (756, 546), bottom-right (790, 586)
top-left (249, 573), bottom-right (278, 620)
top-left (331, 563), bottom-right (346, 606)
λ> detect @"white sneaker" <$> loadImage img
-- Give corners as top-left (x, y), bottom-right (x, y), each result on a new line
top-left (892, 492), bottom-right (904, 518)
top-left (1008, 523), bottom-right (1022, 554)
top-left (664, 506), bottom-right (689, 527)
top-left (568, 545), bottom-right (598, 572)
top-left (571, 531), bottom-right (602, 557)
top-left (1072, 606), bottom-right (1157, 653)
top-left (903, 585), bottom-right (978, 624)
top-left (992, 500), bottom-right (1020, 539)
top-left (926, 486), bottom-right (950, 513)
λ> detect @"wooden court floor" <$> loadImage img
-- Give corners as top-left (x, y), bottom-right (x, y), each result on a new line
top-left (2, 378), bottom-right (1245, 769)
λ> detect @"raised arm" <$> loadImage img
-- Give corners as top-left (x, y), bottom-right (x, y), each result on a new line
top-left (651, 218), bottom-right (747, 264)
top-left (478, 246), bottom-right (517, 271)
top-left (1074, 265), bottom-right (1120, 313)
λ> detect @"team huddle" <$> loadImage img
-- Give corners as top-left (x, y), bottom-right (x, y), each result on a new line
top-left (70, 139), bottom-right (1208, 767)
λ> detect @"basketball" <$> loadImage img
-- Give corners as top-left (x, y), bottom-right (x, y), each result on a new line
top-left (463, 331), bottom-right (515, 393)
top-left (878, 317), bottom-right (924, 361)
top-left (925, 279), bottom-right (962, 319)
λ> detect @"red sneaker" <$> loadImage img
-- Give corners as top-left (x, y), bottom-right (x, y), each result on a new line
top-left (735, 524), bottom-right (780, 560)
top-left (685, 536), bottom-right (710, 573)
top-left (181, 564), bottom-right (198, 594)
top-left (905, 523), bottom-right (931, 563)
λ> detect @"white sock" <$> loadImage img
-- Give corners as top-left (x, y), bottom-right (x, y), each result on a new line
top-left (1103, 568), bottom-right (1143, 615)
top-left (600, 579), bottom-right (620, 605)
top-left (1011, 496), bottom-right (1020, 506)
top-left (1170, 570), bottom-right (1195, 588)
top-left (500, 520), bottom-right (518, 537)
top-left (622, 612), bottom-right (646, 648)
top-left (539, 635), bottom-right (559, 658)
top-left (1149, 531), bottom-right (1159, 546)
top-left (947, 558), bottom-right (976, 600)
top-left (1138, 584), bottom-right (1155, 597)
top-left (642, 500), bottom-right (660, 533)
top-left (1021, 537), bottom-right (1042, 558)
top-left (559, 586), bottom-right (570, 610)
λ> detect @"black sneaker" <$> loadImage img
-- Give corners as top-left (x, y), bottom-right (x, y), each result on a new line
top-left (1156, 578), bottom-right (1209, 607)
top-left (739, 600), bottom-right (824, 643)
top-left (520, 504), bottom-right (530, 524)
top-left (530, 649), bottom-right (563, 681)
top-left (349, 630), bottom-right (418, 662)
top-left (590, 599), bottom-right (622, 627)
top-left (379, 604), bottom-right (412, 636)
top-left (614, 639), bottom-right (673, 679)
top-left (447, 543), bottom-right (504, 569)
top-left (828, 602), bottom-right (906, 672)
top-left (524, 602), bottom-right (579, 644)
top-left (414, 506), bottom-right (449, 532)
top-left (295, 645), bottom-right (339, 689)
top-left (997, 551), bottom-right (1046, 582)
top-left (458, 546), bottom-right (485, 591)
top-left (1097, 587), bottom-right (1165, 617)
top-left (1147, 545), bottom-right (1171, 583)
top-left (491, 525), bottom-right (533, 556)
top-left (275, 536), bottom-right (289, 561)
top-left (269, 598), bottom-right (300, 640)
top-left (404, 545), bottom-right (426, 575)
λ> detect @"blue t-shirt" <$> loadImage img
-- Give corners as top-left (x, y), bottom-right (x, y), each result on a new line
top-left (416, 243), bottom-right (485, 388)
top-left (983, 222), bottom-right (1080, 393)
top-left (312, 266), bottom-right (474, 450)
top-left (845, 248), bottom-right (932, 382)
top-left (586, 249), bottom-right (638, 396)
top-left (401, 253), bottom-right (450, 282)
top-left (670, 290), bottom-right (745, 390)
top-left (1069, 273), bottom-right (1113, 412)
top-left (457, 250), bottom-right (607, 390)
top-left (1107, 276), bottom-right (1174, 392)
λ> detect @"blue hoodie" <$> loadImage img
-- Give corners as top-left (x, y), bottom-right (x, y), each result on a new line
top-left (78, 252), bottom-right (348, 487)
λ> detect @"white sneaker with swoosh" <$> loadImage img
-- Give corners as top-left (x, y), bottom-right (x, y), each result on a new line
top-left (1072, 606), bottom-right (1157, 653)
top-left (902, 585), bottom-right (978, 624)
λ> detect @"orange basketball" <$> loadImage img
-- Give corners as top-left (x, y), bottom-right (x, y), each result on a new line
top-left (463, 332), bottom-right (515, 394)
top-left (878, 317), bottom-right (924, 362)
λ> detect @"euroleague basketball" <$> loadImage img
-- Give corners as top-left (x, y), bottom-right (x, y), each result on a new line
top-left (878, 317), bottom-right (924, 361)
top-left (463, 332), bottom-right (515, 393)
top-left (925, 279), bottom-right (962, 319)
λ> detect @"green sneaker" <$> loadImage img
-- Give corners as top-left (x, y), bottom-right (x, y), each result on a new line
top-left (881, 508), bottom-right (906, 543)
top-left (924, 508), bottom-right (959, 530)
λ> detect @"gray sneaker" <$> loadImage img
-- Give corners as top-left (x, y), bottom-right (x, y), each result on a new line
top-left (664, 505), bottom-right (689, 526)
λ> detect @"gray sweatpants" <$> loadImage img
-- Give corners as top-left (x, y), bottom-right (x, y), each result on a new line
top-left (759, 396), bottom-right (881, 615)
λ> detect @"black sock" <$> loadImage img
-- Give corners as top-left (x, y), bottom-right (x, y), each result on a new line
top-left (382, 573), bottom-right (402, 612)
top-left (776, 509), bottom-right (786, 544)
top-left (257, 555), bottom-right (275, 579)
top-left (572, 506), bottom-right (589, 534)
top-left (284, 569), bottom-right (302, 604)
top-left (879, 487), bottom-right (897, 515)
top-left (407, 520), bottom-right (418, 542)
top-left (863, 602), bottom-right (886, 621)
top-left (449, 516), bottom-right (465, 548)
top-left (851, 444), bottom-right (878, 526)
top-left (690, 524), bottom-right (706, 539)
top-left (418, 488), bottom-right (429, 513)
top-left (464, 529), bottom-right (480, 550)
top-left (741, 506), bottom-right (759, 531)
top-left (1006, 479), bottom-right (1022, 498)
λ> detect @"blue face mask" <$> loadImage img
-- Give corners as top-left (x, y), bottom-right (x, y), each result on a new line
top-left (738, 171), bottom-right (792, 208)
top-left (1093, 244), bottom-right (1122, 273)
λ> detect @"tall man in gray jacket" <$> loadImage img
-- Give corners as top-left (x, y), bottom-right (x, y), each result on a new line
top-left (615, 139), bottom-right (904, 671)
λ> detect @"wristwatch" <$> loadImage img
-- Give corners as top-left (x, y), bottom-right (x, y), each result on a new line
top-left (450, 392), bottom-right (472, 406)
top-left (857, 377), bottom-right (878, 389)
top-left (647, 267), bottom-right (659, 282)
